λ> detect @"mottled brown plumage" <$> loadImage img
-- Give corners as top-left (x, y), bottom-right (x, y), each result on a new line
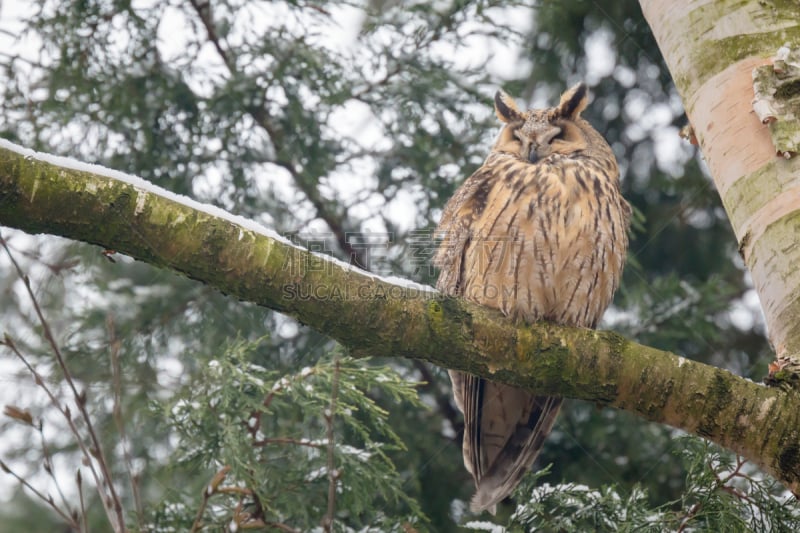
top-left (435, 83), bottom-right (630, 513)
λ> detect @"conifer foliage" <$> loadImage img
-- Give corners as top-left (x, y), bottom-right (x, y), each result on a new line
top-left (0, 0), bottom-right (793, 531)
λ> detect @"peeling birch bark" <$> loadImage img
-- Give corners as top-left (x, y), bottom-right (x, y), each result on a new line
top-left (752, 44), bottom-right (800, 157)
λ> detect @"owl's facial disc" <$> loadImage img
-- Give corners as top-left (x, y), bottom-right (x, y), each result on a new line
top-left (518, 123), bottom-right (563, 163)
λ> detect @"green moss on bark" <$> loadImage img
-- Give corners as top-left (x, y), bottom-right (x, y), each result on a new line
top-left (6, 142), bottom-right (800, 496)
top-left (664, 2), bottom-right (800, 98)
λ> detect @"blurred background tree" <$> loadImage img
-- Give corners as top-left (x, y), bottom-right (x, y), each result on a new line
top-left (0, 0), bottom-right (788, 531)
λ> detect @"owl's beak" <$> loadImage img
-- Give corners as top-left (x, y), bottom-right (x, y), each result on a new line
top-left (527, 126), bottom-right (562, 163)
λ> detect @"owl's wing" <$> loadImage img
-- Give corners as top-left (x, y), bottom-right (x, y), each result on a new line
top-left (469, 383), bottom-right (562, 513)
top-left (448, 369), bottom-right (562, 514)
top-left (436, 163), bottom-right (566, 514)
top-left (434, 166), bottom-right (494, 296)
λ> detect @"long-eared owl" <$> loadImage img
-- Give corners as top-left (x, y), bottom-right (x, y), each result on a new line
top-left (434, 83), bottom-right (630, 513)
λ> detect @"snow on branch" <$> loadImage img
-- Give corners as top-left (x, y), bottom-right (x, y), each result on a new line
top-left (2, 138), bottom-right (800, 497)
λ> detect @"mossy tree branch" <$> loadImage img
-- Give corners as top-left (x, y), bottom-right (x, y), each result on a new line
top-left (1, 141), bottom-right (799, 494)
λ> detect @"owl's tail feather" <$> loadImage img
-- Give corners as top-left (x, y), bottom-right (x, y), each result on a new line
top-left (469, 396), bottom-right (563, 515)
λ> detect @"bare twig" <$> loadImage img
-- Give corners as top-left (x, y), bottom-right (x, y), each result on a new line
top-left (186, 0), bottom-right (232, 69)
top-left (3, 334), bottom-right (107, 529)
top-left (0, 234), bottom-right (79, 275)
top-left (0, 459), bottom-right (81, 529)
top-left (191, 466), bottom-right (290, 532)
top-left (677, 455), bottom-right (757, 532)
top-left (0, 233), bottom-right (126, 531)
top-left (322, 356), bottom-right (341, 532)
top-left (2, 372), bottom-right (82, 528)
top-left (37, 417), bottom-right (75, 517)
top-left (108, 315), bottom-right (144, 528)
top-left (3, 406), bottom-right (75, 515)
top-left (190, 465), bottom-right (232, 533)
top-left (77, 470), bottom-right (89, 533)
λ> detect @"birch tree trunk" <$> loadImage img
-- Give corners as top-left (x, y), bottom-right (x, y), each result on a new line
top-left (640, 0), bottom-right (800, 360)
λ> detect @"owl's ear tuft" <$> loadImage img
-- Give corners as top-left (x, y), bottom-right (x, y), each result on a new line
top-left (495, 90), bottom-right (522, 123)
top-left (558, 82), bottom-right (588, 118)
